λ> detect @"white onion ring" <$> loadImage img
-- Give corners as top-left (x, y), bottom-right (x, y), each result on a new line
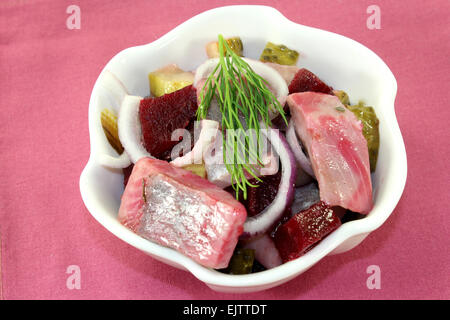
top-left (171, 119), bottom-right (220, 167)
top-left (98, 70), bottom-right (129, 109)
top-left (286, 119), bottom-right (315, 178)
top-left (96, 70), bottom-right (133, 168)
top-left (118, 95), bottom-right (153, 163)
top-left (241, 128), bottom-right (296, 239)
top-left (194, 58), bottom-right (288, 109)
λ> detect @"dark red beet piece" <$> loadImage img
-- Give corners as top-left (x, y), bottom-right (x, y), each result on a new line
top-left (123, 164), bottom-right (134, 187)
top-left (273, 201), bottom-right (341, 262)
top-left (226, 171), bottom-right (282, 217)
top-left (139, 85), bottom-right (198, 158)
top-left (158, 118), bottom-right (197, 161)
top-left (244, 171), bottom-right (282, 217)
top-left (288, 68), bottom-right (334, 95)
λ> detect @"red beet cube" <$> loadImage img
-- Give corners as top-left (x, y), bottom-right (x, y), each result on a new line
top-left (244, 172), bottom-right (282, 217)
top-left (273, 201), bottom-right (341, 262)
top-left (226, 171), bottom-right (282, 217)
top-left (139, 85), bottom-right (198, 158)
top-left (288, 68), bottom-right (334, 95)
top-left (122, 164), bottom-right (134, 187)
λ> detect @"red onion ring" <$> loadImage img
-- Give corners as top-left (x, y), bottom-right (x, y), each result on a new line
top-left (286, 119), bottom-right (315, 178)
top-left (241, 128), bottom-right (296, 239)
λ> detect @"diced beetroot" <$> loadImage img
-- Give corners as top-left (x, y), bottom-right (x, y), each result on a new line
top-left (139, 85), bottom-right (198, 158)
top-left (288, 68), bottom-right (334, 95)
top-left (273, 201), bottom-right (341, 262)
top-left (225, 171), bottom-right (281, 217)
top-left (332, 206), bottom-right (347, 220)
top-left (118, 158), bottom-right (247, 269)
top-left (245, 172), bottom-right (282, 217)
top-left (122, 164), bottom-right (134, 187)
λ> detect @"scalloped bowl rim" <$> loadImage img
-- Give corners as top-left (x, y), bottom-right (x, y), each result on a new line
top-left (80, 5), bottom-right (407, 291)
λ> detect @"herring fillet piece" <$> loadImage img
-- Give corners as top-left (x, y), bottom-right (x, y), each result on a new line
top-left (287, 92), bottom-right (373, 214)
top-left (118, 158), bottom-right (247, 269)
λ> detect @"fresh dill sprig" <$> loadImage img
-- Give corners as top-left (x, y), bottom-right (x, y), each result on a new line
top-left (197, 34), bottom-right (287, 199)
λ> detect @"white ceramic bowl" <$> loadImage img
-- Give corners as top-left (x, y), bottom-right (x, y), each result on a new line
top-left (80, 5), bottom-right (407, 293)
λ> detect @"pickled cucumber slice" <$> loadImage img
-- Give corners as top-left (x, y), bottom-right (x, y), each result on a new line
top-left (148, 64), bottom-right (194, 97)
top-left (226, 248), bottom-right (255, 275)
top-left (347, 102), bottom-right (380, 172)
top-left (205, 37), bottom-right (243, 58)
top-left (259, 42), bottom-right (299, 65)
top-left (333, 90), bottom-right (350, 105)
top-left (182, 163), bottom-right (207, 178)
top-left (101, 108), bottom-right (124, 154)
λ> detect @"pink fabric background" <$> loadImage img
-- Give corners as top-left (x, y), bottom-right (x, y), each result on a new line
top-left (0, 0), bottom-right (449, 300)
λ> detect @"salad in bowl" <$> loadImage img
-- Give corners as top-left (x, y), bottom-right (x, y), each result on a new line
top-left (80, 5), bottom-right (406, 292)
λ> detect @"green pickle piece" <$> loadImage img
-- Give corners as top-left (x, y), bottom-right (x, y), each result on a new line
top-left (226, 248), bottom-right (255, 275)
top-left (226, 37), bottom-right (243, 56)
top-left (347, 102), bottom-right (380, 172)
top-left (259, 42), bottom-right (299, 65)
top-left (206, 37), bottom-right (243, 58)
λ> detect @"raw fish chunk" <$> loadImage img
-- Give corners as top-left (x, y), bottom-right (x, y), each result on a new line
top-left (287, 92), bottom-right (373, 214)
top-left (118, 158), bottom-right (247, 269)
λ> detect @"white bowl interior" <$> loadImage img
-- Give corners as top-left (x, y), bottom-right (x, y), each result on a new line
top-left (80, 5), bottom-right (406, 292)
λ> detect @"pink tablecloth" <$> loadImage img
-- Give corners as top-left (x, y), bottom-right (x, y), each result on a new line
top-left (0, 0), bottom-right (449, 300)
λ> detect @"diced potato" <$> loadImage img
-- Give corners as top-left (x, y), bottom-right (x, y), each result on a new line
top-left (205, 37), bottom-right (243, 58)
top-left (148, 64), bottom-right (194, 97)
top-left (259, 42), bottom-right (299, 65)
top-left (182, 163), bottom-right (207, 178)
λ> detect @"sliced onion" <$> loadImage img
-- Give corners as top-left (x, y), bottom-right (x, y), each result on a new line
top-left (194, 58), bottom-right (288, 111)
top-left (170, 119), bottom-right (219, 167)
top-left (287, 119), bottom-right (315, 178)
top-left (96, 70), bottom-right (132, 168)
top-left (193, 58), bottom-right (220, 88)
top-left (242, 235), bottom-right (282, 269)
top-left (118, 95), bottom-right (153, 163)
top-left (98, 70), bottom-right (129, 110)
top-left (241, 128), bottom-right (296, 239)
